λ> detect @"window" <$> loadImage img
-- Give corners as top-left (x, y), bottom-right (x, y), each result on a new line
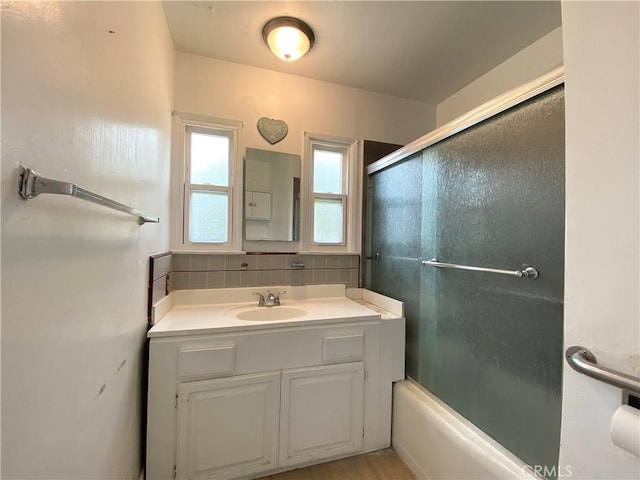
top-left (304, 133), bottom-right (360, 252)
top-left (312, 146), bottom-right (346, 244)
top-left (173, 113), bottom-right (243, 251)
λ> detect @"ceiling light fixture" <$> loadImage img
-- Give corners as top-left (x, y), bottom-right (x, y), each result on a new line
top-left (262, 16), bottom-right (315, 62)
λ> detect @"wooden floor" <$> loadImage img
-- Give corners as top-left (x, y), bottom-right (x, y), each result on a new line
top-left (258, 449), bottom-right (416, 480)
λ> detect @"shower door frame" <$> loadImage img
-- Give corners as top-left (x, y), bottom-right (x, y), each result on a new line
top-left (367, 67), bottom-right (565, 176)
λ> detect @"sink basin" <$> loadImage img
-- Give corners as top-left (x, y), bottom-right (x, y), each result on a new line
top-left (236, 306), bottom-right (308, 321)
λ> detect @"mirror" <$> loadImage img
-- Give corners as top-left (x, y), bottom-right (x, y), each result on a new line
top-left (244, 148), bottom-right (301, 241)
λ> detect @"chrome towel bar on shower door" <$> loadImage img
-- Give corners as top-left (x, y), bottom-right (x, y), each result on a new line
top-left (420, 258), bottom-right (539, 279)
top-left (17, 166), bottom-right (159, 225)
top-left (566, 346), bottom-right (640, 395)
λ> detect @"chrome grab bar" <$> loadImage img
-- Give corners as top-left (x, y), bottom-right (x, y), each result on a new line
top-left (566, 346), bottom-right (640, 395)
top-left (18, 166), bottom-right (159, 225)
top-left (420, 258), bottom-right (539, 280)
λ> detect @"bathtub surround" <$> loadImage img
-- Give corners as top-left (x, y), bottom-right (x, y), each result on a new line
top-left (149, 253), bottom-right (360, 314)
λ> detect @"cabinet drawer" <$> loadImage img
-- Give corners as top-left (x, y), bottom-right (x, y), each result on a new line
top-left (158, 323), bottom-right (377, 380)
top-left (178, 344), bottom-right (236, 379)
top-left (323, 334), bottom-right (364, 363)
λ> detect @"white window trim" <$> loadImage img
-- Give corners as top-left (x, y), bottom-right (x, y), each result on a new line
top-left (301, 132), bottom-right (361, 253)
top-left (170, 111), bottom-right (244, 252)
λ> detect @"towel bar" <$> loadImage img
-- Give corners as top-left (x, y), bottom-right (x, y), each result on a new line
top-left (18, 166), bottom-right (159, 225)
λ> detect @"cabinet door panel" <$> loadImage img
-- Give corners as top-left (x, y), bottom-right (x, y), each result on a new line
top-left (280, 362), bottom-right (364, 467)
top-left (177, 372), bottom-right (280, 480)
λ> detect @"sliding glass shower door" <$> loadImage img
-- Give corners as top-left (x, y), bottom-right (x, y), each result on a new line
top-left (368, 86), bottom-right (565, 473)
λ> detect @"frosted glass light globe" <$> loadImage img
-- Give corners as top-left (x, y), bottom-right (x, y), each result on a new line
top-left (266, 26), bottom-right (310, 61)
top-left (262, 17), bottom-right (315, 62)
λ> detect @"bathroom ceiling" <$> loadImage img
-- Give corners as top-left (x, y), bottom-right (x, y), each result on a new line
top-left (162, 1), bottom-right (561, 104)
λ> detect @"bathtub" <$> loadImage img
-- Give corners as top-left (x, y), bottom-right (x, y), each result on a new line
top-left (392, 379), bottom-right (542, 480)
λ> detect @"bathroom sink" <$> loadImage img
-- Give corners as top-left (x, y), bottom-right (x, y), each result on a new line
top-left (236, 306), bottom-right (308, 321)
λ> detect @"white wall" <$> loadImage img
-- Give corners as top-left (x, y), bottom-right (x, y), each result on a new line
top-left (436, 27), bottom-right (563, 126)
top-left (174, 53), bottom-right (436, 155)
top-left (560, 2), bottom-right (639, 478)
top-left (1, 2), bottom-right (174, 478)
top-left (172, 53), bottom-right (436, 252)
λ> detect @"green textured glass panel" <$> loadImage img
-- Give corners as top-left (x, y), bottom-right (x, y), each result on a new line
top-left (189, 191), bottom-right (228, 243)
top-left (368, 154), bottom-right (423, 378)
top-left (367, 86), bottom-right (564, 475)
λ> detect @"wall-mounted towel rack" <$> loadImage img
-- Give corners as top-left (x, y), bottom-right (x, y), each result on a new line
top-left (420, 258), bottom-right (539, 280)
top-left (566, 346), bottom-right (640, 395)
top-left (18, 166), bottom-right (159, 225)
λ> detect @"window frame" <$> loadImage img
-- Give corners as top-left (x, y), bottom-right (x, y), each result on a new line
top-left (171, 112), bottom-right (244, 252)
top-left (302, 132), bottom-right (361, 253)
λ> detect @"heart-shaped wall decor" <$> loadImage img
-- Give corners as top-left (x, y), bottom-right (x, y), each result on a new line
top-left (257, 117), bottom-right (288, 145)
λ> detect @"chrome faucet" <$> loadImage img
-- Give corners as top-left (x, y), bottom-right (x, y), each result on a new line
top-left (252, 291), bottom-right (266, 306)
top-left (252, 290), bottom-right (287, 307)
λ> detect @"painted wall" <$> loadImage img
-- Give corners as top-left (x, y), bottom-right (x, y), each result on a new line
top-left (559, 2), bottom-right (639, 478)
top-left (436, 27), bottom-right (563, 126)
top-left (172, 53), bottom-right (437, 252)
top-left (1, 2), bottom-right (174, 478)
top-left (173, 53), bottom-right (437, 155)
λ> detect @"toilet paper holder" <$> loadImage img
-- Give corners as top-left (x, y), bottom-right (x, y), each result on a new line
top-left (566, 346), bottom-right (640, 395)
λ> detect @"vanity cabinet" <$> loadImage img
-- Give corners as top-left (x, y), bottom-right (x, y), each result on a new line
top-left (146, 300), bottom-right (405, 480)
top-left (175, 362), bottom-right (366, 480)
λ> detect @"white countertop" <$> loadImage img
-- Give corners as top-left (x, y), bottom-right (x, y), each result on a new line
top-left (148, 285), bottom-right (397, 338)
top-left (148, 297), bottom-right (381, 338)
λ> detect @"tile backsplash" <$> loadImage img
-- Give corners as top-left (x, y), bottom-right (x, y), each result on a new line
top-left (148, 253), bottom-right (360, 316)
top-left (149, 253), bottom-right (171, 306)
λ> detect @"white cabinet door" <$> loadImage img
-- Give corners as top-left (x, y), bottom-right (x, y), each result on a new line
top-left (279, 362), bottom-right (364, 468)
top-left (176, 372), bottom-right (280, 480)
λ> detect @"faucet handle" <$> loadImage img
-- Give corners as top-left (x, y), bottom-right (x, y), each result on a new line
top-left (252, 291), bottom-right (265, 306)
top-left (274, 290), bottom-right (286, 306)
